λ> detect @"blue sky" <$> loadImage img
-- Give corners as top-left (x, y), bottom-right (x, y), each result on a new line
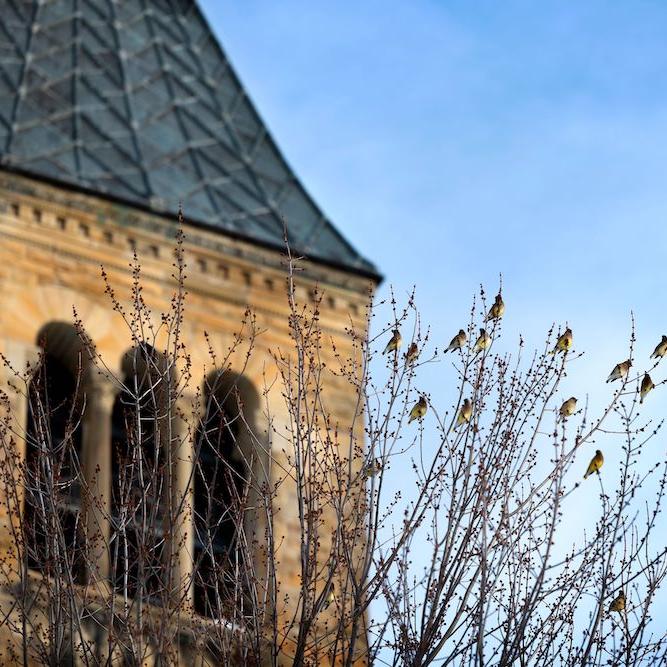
top-left (199, 0), bottom-right (667, 643)
top-left (200, 1), bottom-right (667, 370)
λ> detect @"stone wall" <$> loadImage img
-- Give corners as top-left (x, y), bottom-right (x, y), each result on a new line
top-left (0, 171), bottom-right (374, 665)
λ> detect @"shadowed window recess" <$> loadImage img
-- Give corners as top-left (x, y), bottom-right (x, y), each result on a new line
top-left (193, 371), bottom-right (259, 618)
top-left (110, 344), bottom-right (170, 600)
top-left (24, 322), bottom-right (88, 581)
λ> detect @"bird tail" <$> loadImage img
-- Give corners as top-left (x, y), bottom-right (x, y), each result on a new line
top-left (583, 471), bottom-right (589, 479)
top-left (640, 395), bottom-right (645, 404)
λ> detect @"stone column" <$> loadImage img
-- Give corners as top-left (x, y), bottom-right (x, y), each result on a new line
top-left (0, 341), bottom-right (40, 580)
top-left (170, 392), bottom-right (197, 608)
top-left (80, 373), bottom-right (118, 584)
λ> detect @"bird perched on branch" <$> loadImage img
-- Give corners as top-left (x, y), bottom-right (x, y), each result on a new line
top-left (551, 328), bottom-right (573, 354)
top-left (446, 329), bottom-right (467, 353)
top-left (640, 373), bottom-right (654, 404)
top-left (323, 587), bottom-right (335, 610)
top-left (383, 329), bottom-right (402, 355)
top-left (609, 590), bottom-right (626, 613)
top-left (583, 450), bottom-right (604, 479)
top-left (474, 328), bottom-right (491, 353)
top-left (405, 342), bottom-right (419, 365)
top-left (408, 396), bottom-right (428, 423)
top-left (485, 293), bottom-right (505, 322)
top-left (362, 458), bottom-right (382, 479)
top-left (456, 399), bottom-right (473, 427)
top-left (559, 397), bottom-right (577, 420)
top-left (606, 359), bottom-right (632, 383)
top-left (651, 335), bottom-right (667, 360)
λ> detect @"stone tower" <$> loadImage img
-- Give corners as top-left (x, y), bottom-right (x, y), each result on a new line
top-left (0, 1), bottom-right (379, 663)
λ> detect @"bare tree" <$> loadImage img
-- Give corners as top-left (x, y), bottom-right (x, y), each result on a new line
top-left (0, 235), bottom-right (666, 666)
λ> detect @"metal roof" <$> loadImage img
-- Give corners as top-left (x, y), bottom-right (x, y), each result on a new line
top-left (0, 0), bottom-right (379, 279)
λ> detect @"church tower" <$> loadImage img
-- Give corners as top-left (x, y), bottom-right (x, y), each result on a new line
top-left (0, 1), bottom-right (379, 663)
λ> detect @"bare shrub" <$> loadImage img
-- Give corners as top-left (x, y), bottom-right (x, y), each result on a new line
top-left (0, 234), bottom-right (665, 666)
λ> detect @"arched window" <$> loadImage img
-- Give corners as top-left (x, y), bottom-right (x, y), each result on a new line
top-left (193, 371), bottom-right (258, 617)
top-left (24, 323), bottom-right (87, 580)
top-left (110, 345), bottom-right (169, 601)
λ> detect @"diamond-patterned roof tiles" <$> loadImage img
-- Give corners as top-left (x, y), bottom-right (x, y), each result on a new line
top-left (0, 0), bottom-right (379, 278)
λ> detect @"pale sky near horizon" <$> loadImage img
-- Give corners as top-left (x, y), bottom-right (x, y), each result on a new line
top-left (199, 0), bottom-right (667, 647)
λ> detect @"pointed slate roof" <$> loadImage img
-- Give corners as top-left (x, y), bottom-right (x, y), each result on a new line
top-left (0, 0), bottom-right (379, 278)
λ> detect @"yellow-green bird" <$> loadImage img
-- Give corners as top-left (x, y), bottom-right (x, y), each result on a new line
top-left (485, 293), bottom-right (505, 322)
top-left (651, 335), bottom-right (667, 360)
top-left (474, 328), bottom-right (491, 353)
top-left (456, 398), bottom-right (473, 427)
top-left (640, 373), bottom-right (655, 404)
top-left (362, 458), bottom-right (383, 479)
top-left (609, 590), bottom-right (626, 613)
top-left (405, 342), bottom-right (419, 365)
top-left (408, 396), bottom-right (428, 423)
top-left (606, 359), bottom-right (632, 383)
top-left (323, 586), bottom-right (336, 610)
top-left (446, 329), bottom-right (467, 353)
top-left (552, 327), bottom-right (573, 354)
top-left (583, 450), bottom-right (604, 479)
top-left (559, 397), bottom-right (577, 419)
top-left (383, 329), bottom-right (402, 355)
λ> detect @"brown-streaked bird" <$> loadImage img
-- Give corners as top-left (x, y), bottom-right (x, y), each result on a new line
top-left (559, 397), bottom-right (577, 419)
top-left (609, 590), bottom-right (626, 613)
top-left (552, 328), bottom-right (573, 354)
top-left (456, 398), bottom-right (473, 427)
top-left (405, 342), bottom-right (419, 365)
top-left (474, 328), bottom-right (491, 353)
top-left (651, 335), bottom-right (667, 360)
top-left (606, 359), bottom-right (632, 383)
top-left (446, 329), bottom-right (467, 353)
top-left (383, 328), bottom-right (402, 355)
top-left (640, 373), bottom-right (655, 404)
top-left (362, 458), bottom-right (383, 479)
top-left (485, 293), bottom-right (505, 322)
top-left (408, 396), bottom-right (428, 423)
top-left (583, 450), bottom-right (604, 479)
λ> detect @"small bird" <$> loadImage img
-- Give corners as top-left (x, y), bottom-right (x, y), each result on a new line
top-left (456, 398), bottom-right (473, 427)
top-left (606, 359), bottom-right (632, 383)
top-left (446, 329), bottom-right (467, 353)
top-left (485, 293), bottom-right (505, 322)
top-left (559, 397), bottom-right (577, 419)
top-left (650, 335), bottom-right (667, 360)
top-left (640, 373), bottom-right (655, 404)
top-left (383, 329), bottom-right (402, 355)
top-left (408, 396), bottom-right (428, 423)
top-left (362, 458), bottom-right (383, 479)
top-left (583, 450), bottom-right (604, 479)
top-left (552, 328), bottom-right (573, 354)
top-left (405, 342), bottom-right (419, 365)
top-left (609, 590), bottom-right (626, 613)
top-left (474, 328), bottom-right (491, 353)
top-left (323, 587), bottom-right (336, 610)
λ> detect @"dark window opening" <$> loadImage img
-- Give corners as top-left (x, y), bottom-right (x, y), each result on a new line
top-left (110, 347), bottom-right (167, 601)
top-left (24, 353), bottom-right (85, 581)
top-left (194, 375), bottom-right (250, 618)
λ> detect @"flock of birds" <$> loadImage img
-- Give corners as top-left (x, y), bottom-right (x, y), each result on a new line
top-left (378, 294), bottom-right (667, 614)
